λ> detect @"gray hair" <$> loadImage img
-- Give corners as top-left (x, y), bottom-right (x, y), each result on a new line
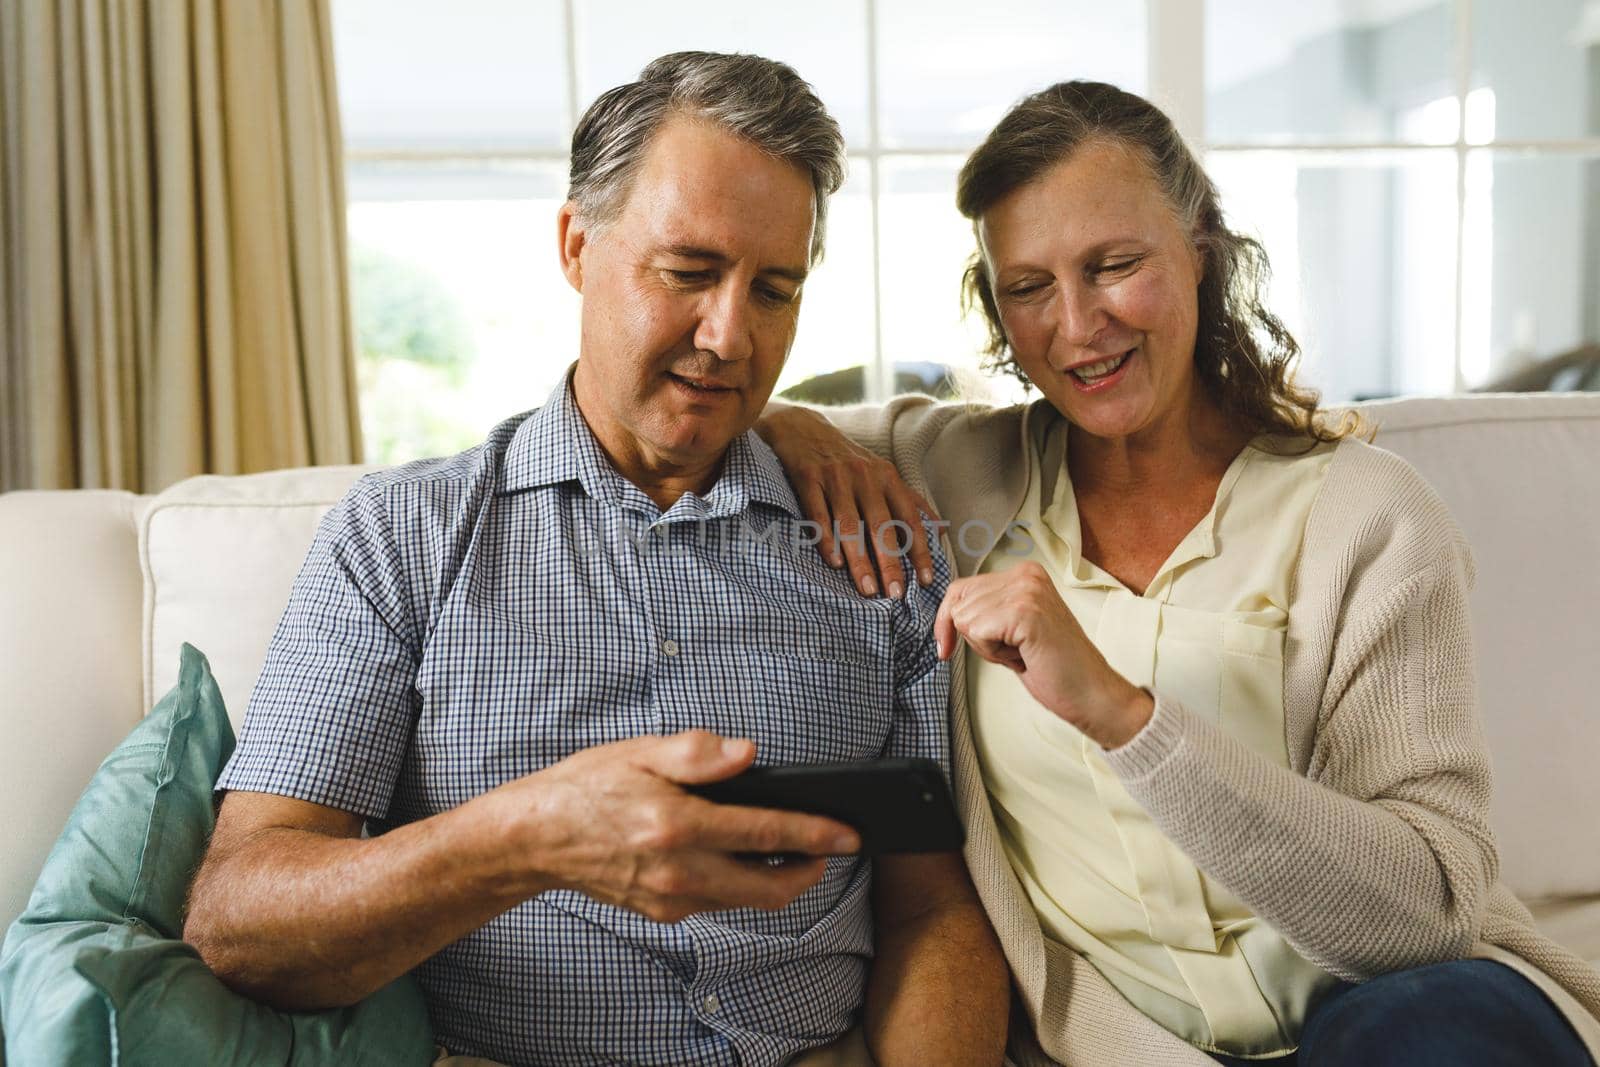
top-left (568, 51), bottom-right (847, 264)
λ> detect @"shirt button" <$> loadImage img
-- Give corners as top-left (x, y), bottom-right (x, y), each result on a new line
top-left (701, 993), bottom-right (720, 1014)
top-left (661, 639), bottom-right (680, 657)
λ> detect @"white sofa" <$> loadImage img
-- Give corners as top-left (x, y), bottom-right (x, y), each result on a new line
top-left (3, 393), bottom-right (1599, 974)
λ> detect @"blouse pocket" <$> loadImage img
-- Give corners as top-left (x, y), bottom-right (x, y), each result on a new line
top-left (1140, 602), bottom-right (1290, 767)
top-left (1219, 617), bottom-right (1290, 766)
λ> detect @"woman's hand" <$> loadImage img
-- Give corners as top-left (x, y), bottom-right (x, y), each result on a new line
top-left (755, 404), bottom-right (940, 598)
top-left (934, 562), bottom-right (1155, 749)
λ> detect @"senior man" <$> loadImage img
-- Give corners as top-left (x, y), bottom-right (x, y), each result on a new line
top-left (183, 52), bottom-right (1007, 1067)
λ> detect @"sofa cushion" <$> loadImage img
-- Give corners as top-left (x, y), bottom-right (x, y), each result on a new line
top-left (1528, 896), bottom-right (1600, 971)
top-left (141, 464), bottom-right (377, 725)
top-left (0, 643), bottom-right (433, 1065)
top-left (1356, 393), bottom-right (1600, 902)
top-left (0, 490), bottom-right (146, 932)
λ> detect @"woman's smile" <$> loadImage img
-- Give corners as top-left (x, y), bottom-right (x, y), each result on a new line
top-left (980, 140), bottom-right (1203, 443)
top-left (1064, 347), bottom-right (1137, 392)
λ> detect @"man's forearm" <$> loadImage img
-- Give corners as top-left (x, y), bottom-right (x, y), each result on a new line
top-left (184, 796), bottom-right (537, 1011)
top-left (865, 898), bottom-right (1010, 1067)
top-left (185, 732), bottom-right (851, 1012)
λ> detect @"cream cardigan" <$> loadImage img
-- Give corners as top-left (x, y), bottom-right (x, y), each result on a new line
top-left (821, 396), bottom-right (1600, 1067)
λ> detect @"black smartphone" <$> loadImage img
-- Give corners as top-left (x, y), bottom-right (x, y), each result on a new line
top-left (688, 758), bottom-right (964, 856)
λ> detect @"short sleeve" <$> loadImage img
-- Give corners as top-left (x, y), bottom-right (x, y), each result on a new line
top-left (880, 523), bottom-right (952, 776)
top-left (215, 479), bottom-right (423, 820)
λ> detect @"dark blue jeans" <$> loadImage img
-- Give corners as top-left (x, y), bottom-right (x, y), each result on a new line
top-left (1207, 959), bottom-right (1593, 1067)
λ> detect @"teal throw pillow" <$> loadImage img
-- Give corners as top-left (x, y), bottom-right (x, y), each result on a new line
top-left (0, 644), bottom-right (434, 1066)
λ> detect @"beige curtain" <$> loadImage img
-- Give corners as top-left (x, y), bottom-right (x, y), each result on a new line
top-left (0, 0), bottom-right (363, 493)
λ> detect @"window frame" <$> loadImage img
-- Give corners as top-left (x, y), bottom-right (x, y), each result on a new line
top-left (343, 0), bottom-right (1600, 400)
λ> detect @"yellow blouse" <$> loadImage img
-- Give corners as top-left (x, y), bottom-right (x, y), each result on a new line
top-left (969, 414), bottom-right (1341, 1057)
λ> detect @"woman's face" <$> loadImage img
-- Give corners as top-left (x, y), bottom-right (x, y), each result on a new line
top-left (978, 140), bottom-right (1204, 442)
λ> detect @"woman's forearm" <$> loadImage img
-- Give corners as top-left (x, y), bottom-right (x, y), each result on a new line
top-left (1103, 625), bottom-right (1495, 982)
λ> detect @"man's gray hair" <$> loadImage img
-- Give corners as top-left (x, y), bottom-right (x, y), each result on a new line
top-left (568, 51), bottom-right (847, 264)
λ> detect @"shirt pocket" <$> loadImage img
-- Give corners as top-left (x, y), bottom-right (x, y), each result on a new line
top-left (734, 645), bottom-right (894, 766)
top-left (415, 605), bottom-right (648, 802)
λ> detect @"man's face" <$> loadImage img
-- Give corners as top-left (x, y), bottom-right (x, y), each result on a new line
top-left (563, 116), bottom-right (817, 474)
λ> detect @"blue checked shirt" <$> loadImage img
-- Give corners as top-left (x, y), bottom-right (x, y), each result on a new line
top-left (216, 372), bottom-right (951, 1067)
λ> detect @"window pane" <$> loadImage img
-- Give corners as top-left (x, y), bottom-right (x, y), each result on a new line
top-left (333, 0), bottom-right (568, 151)
top-left (877, 0), bottom-right (1146, 150)
top-left (346, 163), bottom-right (577, 465)
top-left (877, 157), bottom-right (1026, 403)
top-left (576, 0), bottom-right (870, 148)
top-left (1206, 1), bottom-right (1455, 145)
top-left (1206, 150), bottom-right (1459, 401)
top-left (1470, 152), bottom-right (1600, 389)
top-left (1473, 0), bottom-right (1597, 143)
top-left (780, 168), bottom-right (876, 396)
top-left (348, 161), bottom-right (884, 456)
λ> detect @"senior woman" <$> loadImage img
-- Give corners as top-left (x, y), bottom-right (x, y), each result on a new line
top-left (757, 82), bottom-right (1600, 1067)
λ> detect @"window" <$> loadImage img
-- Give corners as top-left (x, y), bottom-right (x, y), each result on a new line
top-left (1203, 0), bottom-right (1600, 400)
top-left (335, 1), bottom-right (1600, 463)
top-left (333, 0), bottom-right (1143, 463)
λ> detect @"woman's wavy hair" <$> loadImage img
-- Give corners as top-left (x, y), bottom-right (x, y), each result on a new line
top-left (957, 81), bottom-right (1361, 445)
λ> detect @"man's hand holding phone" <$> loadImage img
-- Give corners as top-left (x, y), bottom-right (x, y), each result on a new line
top-left (471, 730), bottom-right (860, 924)
top-left (690, 758), bottom-right (964, 856)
